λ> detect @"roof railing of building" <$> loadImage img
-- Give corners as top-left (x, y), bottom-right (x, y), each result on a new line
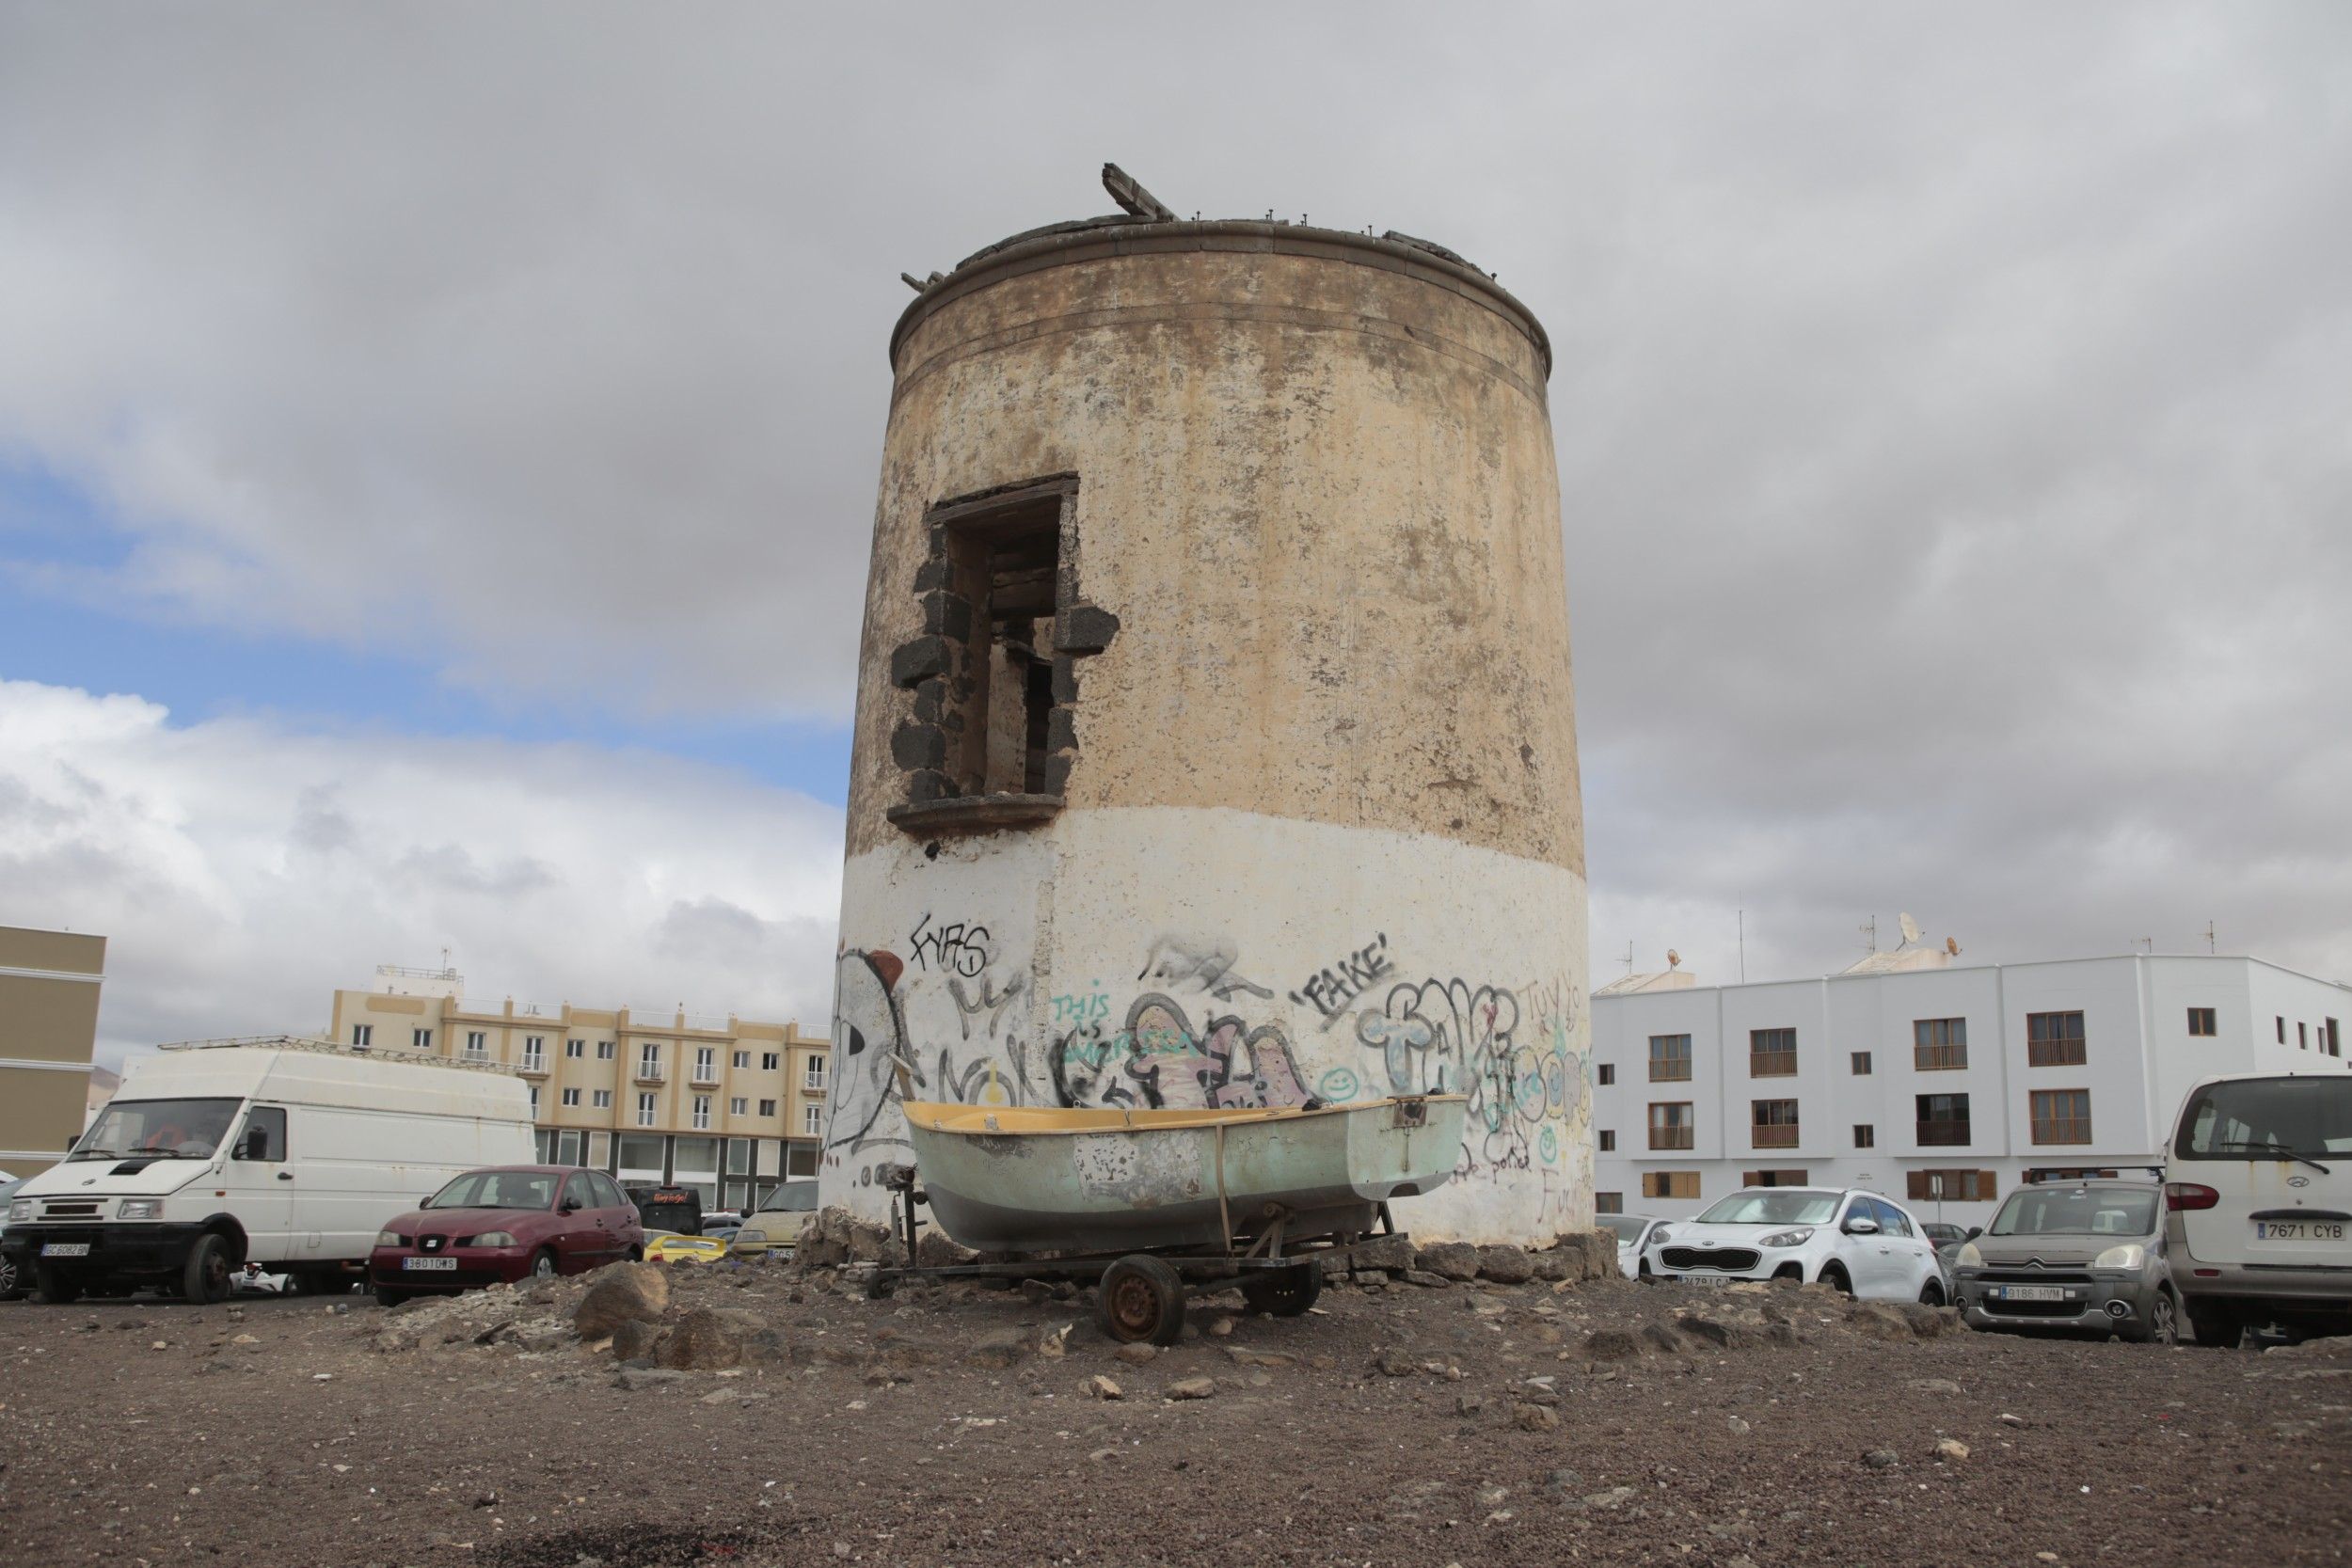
top-left (155, 1035), bottom-right (521, 1075)
top-left (624, 1007), bottom-right (738, 1034)
top-left (375, 963), bottom-right (460, 982)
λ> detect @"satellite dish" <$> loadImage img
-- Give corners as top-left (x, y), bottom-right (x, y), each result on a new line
top-left (1898, 912), bottom-right (1921, 946)
top-left (1946, 937), bottom-right (1961, 957)
top-left (1666, 949), bottom-right (1680, 969)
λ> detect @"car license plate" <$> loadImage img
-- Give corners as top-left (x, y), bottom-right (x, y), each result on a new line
top-left (1677, 1273), bottom-right (1734, 1287)
top-left (2256, 1220), bottom-right (2346, 1242)
top-left (402, 1257), bottom-right (458, 1272)
top-left (1994, 1285), bottom-right (2068, 1301)
top-left (40, 1242), bottom-right (90, 1258)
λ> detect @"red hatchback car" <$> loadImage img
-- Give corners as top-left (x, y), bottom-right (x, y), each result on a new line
top-left (370, 1165), bottom-right (644, 1305)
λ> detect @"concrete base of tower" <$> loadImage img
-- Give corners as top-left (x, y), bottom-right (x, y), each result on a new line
top-left (820, 804), bottom-right (1590, 1245)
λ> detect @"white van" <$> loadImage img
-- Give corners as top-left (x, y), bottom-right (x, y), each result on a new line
top-left (2165, 1069), bottom-right (2352, 1345)
top-left (0, 1037), bottom-right (535, 1305)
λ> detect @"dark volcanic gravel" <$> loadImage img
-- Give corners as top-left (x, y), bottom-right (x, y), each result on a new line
top-left (2, 1266), bottom-right (2345, 1568)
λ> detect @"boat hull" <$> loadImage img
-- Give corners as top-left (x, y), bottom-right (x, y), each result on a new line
top-left (902, 1095), bottom-right (1466, 1255)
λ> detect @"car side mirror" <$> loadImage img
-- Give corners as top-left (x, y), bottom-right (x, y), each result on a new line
top-left (561, 1198), bottom-right (581, 1213)
top-left (1965, 1227), bottom-right (1982, 1241)
top-left (1845, 1217), bottom-right (1880, 1235)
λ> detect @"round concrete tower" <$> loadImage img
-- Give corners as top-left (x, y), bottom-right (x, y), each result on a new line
top-left (823, 170), bottom-right (1588, 1243)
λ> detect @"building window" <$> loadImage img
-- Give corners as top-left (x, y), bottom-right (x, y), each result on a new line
top-left (412, 1028), bottom-right (433, 1051)
top-left (762, 1052), bottom-right (781, 1071)
top-left (566, 1037), bottom-right (586, 1058)
top-left (528, 1085), bottom-right (540, 1118)
top-left (1741, 1169), bottom-right (1809, 1188)
top-left (2186, 1008), bottom-right (2217, 1038)
top-left (2330, 1019), bottom-right (2343, 1058)
top-left (1751, 1099), bottom-right (1800, 1148)
top-left (2299, 1022), bottom-right (2310, 1050)
top-left (1597, 1130), bottom-right (1616, 1152)
top-left (893, 474), bottom-right (1094, 815)
top-left (2029, 1088), bottom-right (2091, 1145)
top-left (522, 1037), bottom-right (546, 1072)
top-left (1850, 1051), bottom-right (1872, 1075)
top-left (691, 1095), bottom-right (712, 1132)
top-left (350, 1024), bottom-right (373, 1049)
top-left (1643, 1170), bottom-right (1701, 1200)
top-left (758, 1099), bottom-right (777, 1117)
top-left (636, 1092), bottom-right (657, 1127)
top-left (1595, 1192), bottom-right (1624, 1215)
top-left (1916, 1093), bottom-right (1972, 1147)
top-left (1914, 1018), bottom-right (1967, 1070)
top-left (803, 1102), bottom-right (824, 1136)
top-left (1853, 1123), bottom-right (1875, 1148)
top-left (1597, 1063), bottom-right (1615, 1086)
top-left (2026, 1011), bottom-right (2086, 1068)
top-left (1908, 1169), bottom-right (1996, 1203)
top-left (804, 1057), bottom-right (828, 1092)
top-left (1749, 1028), bottom-right (1797, 1077)
top-left (729, 1097), bottom-right (748, 1116)
top-left (597, 1039), bottom-right (617, 1060)
top-left (1648, 1035), bottom-right (1692, 1083)
top-left (593, 1089), bottom-right (612, 1109)
top-left (638, 1044), bottom-right (662, 1080)
top-left (733, 1050), bottom-right (750, 1069)
top-left (694, 1047), bottom-right (718, 1084)
top-left (463, 1030), bottom-right (487, 1062)
top-left (561, 1087), bottom-right (581, 1107)
top-left (1648, 1101), bottom-right (1695, 1150)
top-left (2278, 1016), bottom-right (2287, 1043)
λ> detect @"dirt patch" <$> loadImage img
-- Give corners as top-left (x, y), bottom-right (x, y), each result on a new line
top-left (0, 1265), bottom-right (2343, 1565)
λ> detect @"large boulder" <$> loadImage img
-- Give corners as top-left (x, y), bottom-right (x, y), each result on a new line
top-left (610, 1319), bottom-right (660, 1360)
top-left (793, 1206), bottom-right (907, 1270)
top-left (1541, 1230), bottom-right (1624, 1283)
top-left (1416, 1242), bottom-right (1483, 1282)
top-left (1350, 1234), bottom-right (1418, 1274)
top-left (915, 1229), bottom-right (977, 1269)
top-left (1478, 1246), bottom-right (1536, 1285)
top-left (654, 1307), bottom-right (749, 1370)
top-left (574, 1263), bottom-right (670, 1338)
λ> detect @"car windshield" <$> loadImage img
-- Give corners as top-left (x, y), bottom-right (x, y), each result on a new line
top-left (2175, 1077), bottom-right (2352, 1161)
top-left (1597, 1215), bottom-right (1648, 1242)
top-left (756, 1180), bottom-right (818, 1213)
top-left (72, 1098), bottom-right (243, 1161)
top-left (427, 1170), bottom-right (558, 1210)
top-left (1989, 1188), bottom-right (2159, 1237)
top-left (1694, 1191), bottom-right (1841, 1226)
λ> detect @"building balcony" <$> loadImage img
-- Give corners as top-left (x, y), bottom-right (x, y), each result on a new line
top-left (634, 1064), bottom-right (666, 1085)
top-left (1916, 1119), bottom-right (1972, 1147)
top-left (1647, 1128), bottom-right (1694, 1151)
top-left (1648, 1062), bottom-right (1692, 1083)
top-left (1751, 1124), bottom-right (1800, 1148)
top-left (2031, 1119), bottom-right (2092, 1146)
top-left (801, 1080), bottom-right (826, 1097)
top-left (1749, 1052), bottom-right (1797, 1078)
top-left (517, 1059), bottom-right (548, 1077)
top-left (690, 1071), bottom-right (721, 1087)
top-left (1913, 1046), bottom-right (1968, 1071)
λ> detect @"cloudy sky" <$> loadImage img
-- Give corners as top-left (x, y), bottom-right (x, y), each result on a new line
top-left (3, 5), bottom-right (2348, 1064)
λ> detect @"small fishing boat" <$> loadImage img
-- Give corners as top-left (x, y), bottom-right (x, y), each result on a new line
top-left (898, 1093), bottom-right (1466, 1256)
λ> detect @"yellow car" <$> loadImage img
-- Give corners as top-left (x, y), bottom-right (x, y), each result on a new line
top-left (643, 1231), bottom-right (730, 1266)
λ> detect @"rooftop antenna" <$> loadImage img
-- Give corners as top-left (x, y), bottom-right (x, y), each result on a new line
top-left (1860, 915), bottom-right (1878, 955)
top-left (1622, 941), bottom-right (1635, 979)
top-left (1737, 909), bottom-right (1746, 985)
top-left (2136, 937), bottom-right (2154, 955)
top-left (2204, 920), bottom-right (2217, 955)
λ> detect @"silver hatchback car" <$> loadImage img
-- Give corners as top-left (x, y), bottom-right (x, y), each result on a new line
top-left (1950, 1179), bottom-right (2177, 1343)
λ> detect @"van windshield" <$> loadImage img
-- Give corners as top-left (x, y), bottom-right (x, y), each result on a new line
top-left (73, 1099), bottom-right (243, 1161)
top-left (2175, 1078), bottom-right (2352, 1162)
top-left (756, 1180), bottom-right (818, 1214)
top-left (1989, 1188), bottom-right (2158, 1237)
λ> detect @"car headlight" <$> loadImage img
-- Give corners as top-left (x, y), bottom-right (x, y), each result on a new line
top-left (1648, 1227), bottom-right (1670, 1246)
top-left (468, 1231), bottom-right (517, 1248)
top-left (1955, 1242), bottom-right (1982, 1268)
top-left (2092, 1243), bottom-right (2145, 1271)
top-left (118, 1198), bottom-right (163, 1221)
top-left (375, 1229), bottom-right (403, 1247)
top-left (738, 1228), bottom-right (765, 1244)
top-left (8, 1198), bottom-right (32, 1222)
top-left (1758, 1227), bottom-right (1814, 1249)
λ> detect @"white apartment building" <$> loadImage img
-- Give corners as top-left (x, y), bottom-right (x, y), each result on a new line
top-left (1591, 948), bottom-right (2350, 1227)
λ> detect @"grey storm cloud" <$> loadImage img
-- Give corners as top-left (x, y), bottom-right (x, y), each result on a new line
top-left (3, 5), bottom-right (2350, 994)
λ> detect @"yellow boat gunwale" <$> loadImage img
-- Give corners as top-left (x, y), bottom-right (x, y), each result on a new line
top-left (901, 1093), bottom-right (1468, 1139)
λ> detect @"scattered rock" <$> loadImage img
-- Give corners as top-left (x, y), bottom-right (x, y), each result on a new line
top-left (1514, 1404), bottom-right (1560, 1433)
top-left (574, 1265), bottom-right (670, 1339)
top-left (1351, 1234), bottom-right (1417, 1274)
top-left (1477, 1246), bottom-right (1535, 1285)
top-left (1225, 1347), bottom-right (1294, 1369)
top-left (1087, 1375), bottom-right (1122, 1401)
top-left (1417, 1242), bottom-right (1483, 1282)
top-left (654, 1307), bottom-right (758, 1371)
top-left (967, 1327), bottom-right (1041, 1370)
top-left (1403, 1270), bottom-right (1454, 1290)
top-left (1207, 1317), bottom-right (1234, 1338)
top-left (1375, 1349), bottom-right (1417, 1377)
top-left (610, 1319), bottom-right (660, 1361)
top-left (1165, 1377), bottom-right (1216, 1401)
top-left (1112, 1342), bottom-right (1159, 1365)
top-left (914, 1230), bottom-right (977, 1269)
top-left (1909, 1377), bottom-right (1965, 1396)
top-left (1726, 1416), bottom-right (1750, 1435)
top-left (1862, 1449), bottom-right (1900, 1469)
top-left (1935, 1438), bottom-right (1971, 1462)
top-left (614, 1366), bottom-right (686, 1391)
top-left (1583, 1328), bottom-right (1643, 1361)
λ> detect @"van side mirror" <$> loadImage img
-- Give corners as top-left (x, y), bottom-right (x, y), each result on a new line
top-left (237, 1129), bottom-right (268, 1161)
top-left (1844, 1216), bottom-right (1881, 1235)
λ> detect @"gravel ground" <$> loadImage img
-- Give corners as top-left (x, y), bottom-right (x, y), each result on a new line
top-left (1, 1265), bottom-right (2345, 1568)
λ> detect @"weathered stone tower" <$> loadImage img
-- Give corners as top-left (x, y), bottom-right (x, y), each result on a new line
top-left (823, 168), bottom-right (1588, 1243)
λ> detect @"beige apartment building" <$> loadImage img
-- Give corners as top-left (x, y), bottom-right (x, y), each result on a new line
top-left (0, 926), bottom-right (106, 1178)
top-left (328, 965), bottom-right (828, 1212)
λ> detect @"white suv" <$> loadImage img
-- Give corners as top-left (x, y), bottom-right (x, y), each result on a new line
top-left (2165, 1070), bottom-right (2352, 1346)
top-left (1639, 1187), bottom-right (1947, 1302)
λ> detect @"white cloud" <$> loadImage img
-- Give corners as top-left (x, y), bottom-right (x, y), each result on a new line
top-left (0, 680), bottom-right (844, 1069)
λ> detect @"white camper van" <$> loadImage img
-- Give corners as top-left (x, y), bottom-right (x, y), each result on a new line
top-left (0, 1037), bottom-right (535, 1305)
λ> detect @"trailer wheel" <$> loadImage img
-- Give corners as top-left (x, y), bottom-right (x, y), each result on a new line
top-left (1241, 1261), bottom-right (1324, 1317)
top-left (1098, 1255), bottom-right (1185, 1346)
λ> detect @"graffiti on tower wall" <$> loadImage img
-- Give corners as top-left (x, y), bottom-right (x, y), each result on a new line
top-left (822, 924), bottom-right (1585, 1195)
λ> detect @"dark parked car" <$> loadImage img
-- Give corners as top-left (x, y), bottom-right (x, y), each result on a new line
top-left (370, 1166), bottom-right (643, 1305)
top-left (1921, 1222), bottom-right (1971, 1256)
top-left (628, 1184), bottom-right (704, 1238)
